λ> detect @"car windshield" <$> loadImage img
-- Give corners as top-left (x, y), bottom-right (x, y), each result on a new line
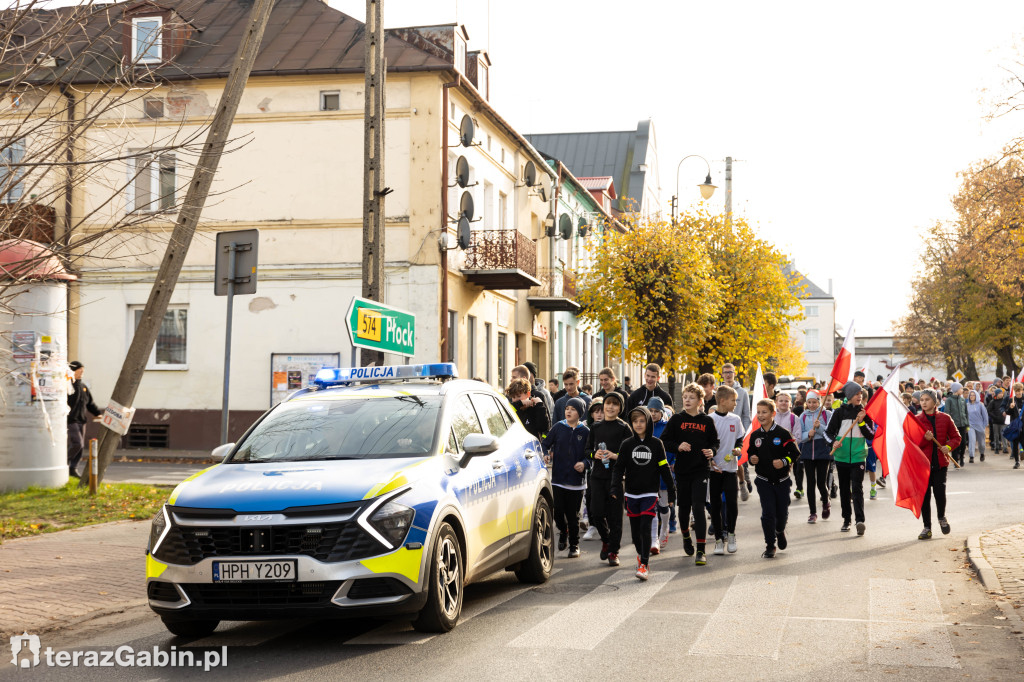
top-left (229, 395), bottom-right (443, 462)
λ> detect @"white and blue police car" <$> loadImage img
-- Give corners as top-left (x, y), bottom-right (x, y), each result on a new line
top-left (146, 364), bottom-right (553, 637)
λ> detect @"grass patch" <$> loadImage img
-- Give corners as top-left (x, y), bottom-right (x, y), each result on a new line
top-left (0, 480), bottom-right (171, 543)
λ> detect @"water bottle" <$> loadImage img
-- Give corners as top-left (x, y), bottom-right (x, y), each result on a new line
top-left (599, 442), bottom-right (609, 469)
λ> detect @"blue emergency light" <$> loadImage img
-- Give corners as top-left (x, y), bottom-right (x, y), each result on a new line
top-left (313, 363), bottom-right (459, 387)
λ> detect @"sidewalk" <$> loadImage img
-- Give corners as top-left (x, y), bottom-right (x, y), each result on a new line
top-left (0, 521), bottom-right (149, 639)
top-left (115, 448), bottom-right (214, 463)
top-left (966, 523), bottom-right (1024, 651)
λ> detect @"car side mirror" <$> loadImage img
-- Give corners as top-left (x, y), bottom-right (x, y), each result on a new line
top-left (458, 433), bottom-right (499, 468)
top-left (211, 442), bottom-right (235, 462)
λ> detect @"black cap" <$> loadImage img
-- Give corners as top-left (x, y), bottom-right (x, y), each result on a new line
top-left (523, 361), bottom-right (540, 379)
top-left (854, 370), bottom-right (866, 379)
top-left (69, 361), bottom-right (83, 371)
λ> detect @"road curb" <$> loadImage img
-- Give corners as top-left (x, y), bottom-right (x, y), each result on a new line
top-left (0, 601), bottom-right (148, 641)
top-left (965, 533), bottom-right (1004, 593)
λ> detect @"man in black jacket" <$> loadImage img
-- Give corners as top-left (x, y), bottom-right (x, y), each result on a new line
top-left (514, 364), bottom-right (553, 424)
top-left (593, 367), bottom-right (630, 404)
top-left (626, 363), bottom-right (673, 411)
top-left (745, 398), bottom-right (801, 559)
top-left (67, 361), bottom-right (102, 477)
top-left (584, 391), bottom-right (633, 566)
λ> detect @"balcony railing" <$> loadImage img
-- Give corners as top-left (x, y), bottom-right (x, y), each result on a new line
top-left (527, 267), bottom-right (581, 312)
top-left (462, 229), bottom-right (540, 289)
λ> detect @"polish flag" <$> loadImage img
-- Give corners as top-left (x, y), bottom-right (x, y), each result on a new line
top-left (863, 368), bottom-right (932, 517)
top-left (826, 320), bottom-right (856, 396)
top-left (738, 363), bottom-right (767, 465)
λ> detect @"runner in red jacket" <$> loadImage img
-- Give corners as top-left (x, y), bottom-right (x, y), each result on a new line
top-left (913, 389), bottom-right (962, 540)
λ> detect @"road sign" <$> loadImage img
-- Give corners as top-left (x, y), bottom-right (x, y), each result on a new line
top-left (215, 230), bottom-right (259, 296)
top-left (346, 297), bottom-right (415, 357)
top-left (952, 369), bottom-right (965, 383)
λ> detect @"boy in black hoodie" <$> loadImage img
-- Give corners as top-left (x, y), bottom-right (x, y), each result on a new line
top-left (585, 391), bottom-right (633, 566)
top-left (542, 396), bottom-right (590, 558)
top-left (745, 398), bottom-right (801, 558)
top-left (661, 382), bottom-right (720, 566)
top-left (508, 377), bottom-right (550, 440)
top-left (611, 406), bottom-right (675, 581)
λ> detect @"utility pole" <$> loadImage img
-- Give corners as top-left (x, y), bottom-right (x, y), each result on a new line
top-left (725, 156), bottom-right (733, 228)
top-left (361, 0), bottom-right (387, 367)
top-left (85, 0), bottom-right (278, 486)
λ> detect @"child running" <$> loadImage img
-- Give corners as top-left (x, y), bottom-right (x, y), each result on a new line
top-left (661, 382), bottom-right (719, 566)
top-left (709, 385), bottom-right (744, 554)
top-left (585, 392), bottom-right (633, 565)
top-left (798, 391), bottom-right (832, 523)
top-left (646, 397), bottom-right (673, 554)
top-left (746, 398), bottom-right (800, 558)
top-left (611, 406), bottom-right (675, 581)
top-left (542, 397), bottom-right (590, 558)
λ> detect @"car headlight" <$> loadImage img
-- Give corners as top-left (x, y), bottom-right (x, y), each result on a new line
top-left (149, 505), bottom-right (170, 554)
top-left (368, 501), bottom-right (414, 548)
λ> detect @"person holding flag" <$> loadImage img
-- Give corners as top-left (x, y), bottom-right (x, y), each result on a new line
top-left (824, 381), bottom-right (875, 535)
top-left (912, 389), bottom-right (961, 539)
top-left (798, 390), bottom-right (832, 523)
top-left (826, 321), bottom-right (856, 397)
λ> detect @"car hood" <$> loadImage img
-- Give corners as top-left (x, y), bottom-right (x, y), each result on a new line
top-left (168, 457), bottom-right (432, 512)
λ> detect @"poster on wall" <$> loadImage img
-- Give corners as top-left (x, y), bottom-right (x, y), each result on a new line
top-left (270, 353), bottom-right (341, 407)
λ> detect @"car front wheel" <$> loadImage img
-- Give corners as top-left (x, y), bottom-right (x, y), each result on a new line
top-left (412, 522), bottom-right (463, 633)
top-left (515, 496), bottom-right (554, 584)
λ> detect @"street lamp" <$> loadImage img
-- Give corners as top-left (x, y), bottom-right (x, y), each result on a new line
top-left (672, 155), bottom-right (716, 223)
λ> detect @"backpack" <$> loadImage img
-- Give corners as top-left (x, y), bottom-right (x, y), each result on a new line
top-left (1004, 414), bottom-right (1023, 442)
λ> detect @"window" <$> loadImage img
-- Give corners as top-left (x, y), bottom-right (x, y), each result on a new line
top-left (455, 37), bottom-right (466, 73)
top-left (500, 148), bottom-right (505, 164)
top-left (450, 394), bottom-right (483, 448)
top-left (143, 98), bottom-right (164, 119)
top-left (805, 328), bottom-right (820, 353)
top-left (450, 102), bottom-right (456, 120)
top-left (805, 305), bottom-right (819, 317)
top-left (497, 331), bottom-right (507, 388)
top-left (498, 192), bottom-right (507, 230)
top-left (471, 393), bottom-right (508, 438)
top-left (478, 63), bottom-right (489, 99)
top-left (132, 17), bottom-right (162, 64)
top-left (485, 322), bottom-right (493, 385)
top-left (0, 139), bottom-right (25, 203)
top-left (467, 315), bottom-right (477, 378)
top-left (128, 151), bottom-right (175, 212)
top-left (320, 90), bottom-right (340, 111)
top-left (131, 305), bottom-right (187, 369)
top-left (447, 310), bottom-right (458, 363)
top-left (486, 134), bottom-right (492, 151)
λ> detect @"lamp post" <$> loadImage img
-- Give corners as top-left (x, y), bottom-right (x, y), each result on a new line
top-left (671, 155), bottom-right (717, 223)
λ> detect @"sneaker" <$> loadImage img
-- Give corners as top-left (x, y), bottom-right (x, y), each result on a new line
top-left (582, 526), bottom-right (598, 541)
top-left (558, 534), bottom-right (567, 551)
top-left (600, 542), bottom-right (610, 561)
top-left (695, 551), bottom-right (707, 566)
top-left (608, 552), bottom-right (620, 566)
top-left (747, 481), bottom-right (753, 493)
top-left (794, 488), bottom-right (803, 500)
top-left (918, 528), bottom-right (932, 540)
top-left (808, 513), bottom-right (817, 524)
top-left (980, 453), bottom-right (985, 462)
top-left (650, 544), bottom-right (660, 556)
top-left (568, 546), bottom-right (580, 558)
top-left (777, 531), bottom-right (787, 550)
top-left (740, 486), bottom-right (750, 502)
top-left (939, 517), bottom-right (950, 535)
top-left (713, 539), bottom-right (725, 555)
top-left (636, 555), bottom-right (642, 571)
top-left (970, 457), bottom-right (974, 464)
top-left (822, 502), bottom-right (831, 520)
top-left (636, 563), bottom-right (649, 581)
top-left (682, 534), bottom-right (695, 556)
top-left (669, 519), bottom-right (678, 533)
top-left (856, 521), bottom-right (866, 536)
top-left (841, 521), bottom-right (851, 533)
top-left (1015, 462), bottom-right (1020, 469)
top-left (727, 533), bottom-right (737, 553)
top-left (877, 477), bottom-right (886, 489)
top-left (830, 483), bottom-right (838, 499)
top-left (870, 488), bottom-right (877, 500)
top-left (660, 531), bottom-right (669, 547)
top-left (762, 545), bottom-right (776, 559)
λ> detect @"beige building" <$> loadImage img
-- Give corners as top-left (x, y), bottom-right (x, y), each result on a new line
top-left (786, 265), bottom-right (836, 380)
top-left (7, 0), bottom-right (575, 448)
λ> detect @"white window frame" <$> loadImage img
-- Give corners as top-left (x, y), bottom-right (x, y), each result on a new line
top-left (320, 90), bottom-right (340, 111)
top-left (129, 304), bottom-right (188, 370)
top-left (805, 305), bottom-right (819, 317)
top-left (1, 138), bottom-right (26, 204)
top-left (127, 150), bottom-right (176, 213)
top-left (804, 328), bottom-right (820, 353)
top-left (498, 191), bottom-right (507, 230)
top-left (132, 16), bottom-right (163, 64)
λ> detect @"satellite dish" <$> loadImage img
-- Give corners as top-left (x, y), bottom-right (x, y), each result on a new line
top-left (457, 216), bottom-right (472, 249)
top-left (577, 216), bottom-right (589, 238)
top-left (459, 115), bottom-right (475, 147)
top-left (537, 173), bottom-right (551, 202)
top-left (459, 191), bottom-right (474, 221)
top-left (523, 160), bottom-right (537, 187)
top-left (454, 156), bottom-right (470, 188)
top-left (559, 214), bottom-right (573, 240)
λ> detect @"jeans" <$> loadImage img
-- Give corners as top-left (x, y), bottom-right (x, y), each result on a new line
top-left (754, 476), bottom-right (791, 547)
top-left (708, 471), bottom-right (738, 538)
top-left (588, 477), bottom-right (622, 553)
top-left (836, 461), bottom-right (866, 523)
top-left (803, 459), bottom-right (830, 516)
top-left (553, 486), bottom-right (584, 546)
top-left (920, 466), bottom-right (948, 528)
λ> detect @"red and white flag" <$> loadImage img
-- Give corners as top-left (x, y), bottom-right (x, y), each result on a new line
top-left (739, 363), bottom-right (768, 465)
top-left (826, 320), bottom-right (856, 396)
top-left (863, 368), bottom-right (932, 517)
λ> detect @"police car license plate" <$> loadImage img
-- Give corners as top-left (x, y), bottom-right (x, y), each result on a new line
top-left (212, 560), bottom-right (297, 582)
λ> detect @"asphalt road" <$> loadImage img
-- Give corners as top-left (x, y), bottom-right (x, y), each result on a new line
top-left (103, 461), bottom-right (209, 486)
top-left (10, 459), bottom-right (1024, 681)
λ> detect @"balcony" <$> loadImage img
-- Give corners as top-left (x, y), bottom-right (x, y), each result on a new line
top-left (0, 203), bottom-right (57, 243)
top-left (462, 229), bottom-right (540, 290)
top-left (527, 267), bottom-right (580, 313)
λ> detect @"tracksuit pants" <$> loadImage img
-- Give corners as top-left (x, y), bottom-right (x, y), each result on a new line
top-left (552, 486), bottom-right (584, 546)
top-left (67, 422), bottom-right (86, 475)
top-left (754, 476), bottom-right (791, 547)
top-left (836, 462), bottom-right (866, 523)
top-left (803, 459), bottom-right (830, 516)
top-left (588, 477), bottom-right (622, 553)
top-left (676, 471), bottom-right (709, 544)
top-left (920, 466), bottom-right (948, 528)
top-left (708, 471), bottom-right (738, 539)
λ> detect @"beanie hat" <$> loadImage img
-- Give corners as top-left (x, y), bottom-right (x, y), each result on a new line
top-left (805, 390), bottom-right (820, 402)
top-left (950, 382), bottom-right (963, 394)
top-left (523, 362), bottom-right (540, 380)
top-left (647, 397), bottom-right (665, 413)
top-left (565, 397), bottom-right (587, 420)
top-left (588, 397), bottom-right (604, 414)
top-left (843, 381), bottom-right (861, 400)
top-left (602, 391), bottom-right (624, 409)
top-left (912, 391), bottom-right (922, 400)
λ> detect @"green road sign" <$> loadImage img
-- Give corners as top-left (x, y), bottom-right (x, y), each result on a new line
top-left (346, 297), bottom-right (416, 357)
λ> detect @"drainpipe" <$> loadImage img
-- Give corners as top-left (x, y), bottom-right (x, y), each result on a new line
top-left (440, 75), bottom-right (460, 363)
top-left (548, 162), bottom-right (561, 378)
top-left (60, 82), bottom-right (75, 356)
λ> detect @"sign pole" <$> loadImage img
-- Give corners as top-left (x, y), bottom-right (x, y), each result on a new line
top-left (88, 438), bottom-right (97, 495)
top-left (221, 242), bottom-right (237, 444)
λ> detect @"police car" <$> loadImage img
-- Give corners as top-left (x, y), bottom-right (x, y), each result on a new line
top-left (146, 364), bottom-right (553, 637)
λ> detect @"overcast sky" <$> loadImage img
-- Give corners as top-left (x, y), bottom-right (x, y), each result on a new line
top-left (335, 0), bottom-right (1023, 336)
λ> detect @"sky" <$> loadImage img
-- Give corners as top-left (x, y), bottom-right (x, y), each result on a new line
top-left (334, 0), bottom-right (1024, 336)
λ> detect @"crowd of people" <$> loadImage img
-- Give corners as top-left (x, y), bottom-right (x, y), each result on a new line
top-left (506, 361), bottom-right (1013, 581)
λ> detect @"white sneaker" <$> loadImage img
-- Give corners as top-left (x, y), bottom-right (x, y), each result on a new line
top-left (582, 526), bottom-right (598, 541)
top-left (727, 533), bottom-right (737, 553)
top-left (740, 486), bottom-right (750, 502)
top-left (659, 531), bottom-right (669, 547)
top-left (713, 539), bottom-right (725, 555)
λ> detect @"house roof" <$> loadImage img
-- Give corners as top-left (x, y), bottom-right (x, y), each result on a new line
top-left (784, 263), bottom-right (832, 300)
top-left (4, 0), bottom-right (453, 85)
top-left (577, 176), bottom-right (615, 196)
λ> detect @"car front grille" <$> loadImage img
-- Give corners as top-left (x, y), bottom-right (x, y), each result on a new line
top-left (154, 522), bottom-right (385, 565)
top-left (182, 581), bottom-right (342, 608)
top-left (347, 577), bottom-right (411, 600)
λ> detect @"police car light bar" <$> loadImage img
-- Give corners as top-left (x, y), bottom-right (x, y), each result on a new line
top-left (313, 363), bottom-right (459, 387)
